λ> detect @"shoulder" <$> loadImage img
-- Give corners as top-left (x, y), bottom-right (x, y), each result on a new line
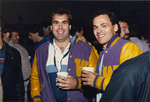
top-left (75, 38), bottom-right (94, 48)
top-left (122, 41), bottom-right (141, 50)
top-left (120, 40), bottom-right (142, 64)
top-left (6, 43), bottom-right (20, 56)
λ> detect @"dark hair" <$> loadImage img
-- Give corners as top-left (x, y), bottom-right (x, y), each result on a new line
top-left (91, 9), bottom-right (118, 25)
top-left (1, 25), bottom-right (11, 38)
top-left (41, 20), bottom-right (50, 28)
top-left (28, 24), bottom-right (43, 36)
top-left (9, 26), bottom-right (20, 38)
top-left (118, 19), bottom-right (129, 24)
top-left (49, 8), bottom-right (72, 25)
top-left (74, 25), bottom-right (84, 33)
top-left (118, 18), bottom-right (130, 36)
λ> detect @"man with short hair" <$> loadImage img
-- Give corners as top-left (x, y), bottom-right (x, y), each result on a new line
top-left (119, 19), bottom-right (149, 52)
top-left (8, 29), bottom-right (31, 102)
top-left (119, 20), bottom-right (130, 40)
top-left (81, 9), bottom-right (142, 102)
top-left (30, 8), bottom-right (98, 102)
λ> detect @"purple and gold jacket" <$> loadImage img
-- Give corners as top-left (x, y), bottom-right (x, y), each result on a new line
top-left (94, 35), bottom-right (142, 93)
top-left (30, 35), bottom-right (99, 102)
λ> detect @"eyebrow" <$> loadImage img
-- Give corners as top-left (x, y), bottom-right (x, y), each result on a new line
top-left (100, 23), bottom-right (107, 25)
top-left (52, 20), bottom-right (69, 22)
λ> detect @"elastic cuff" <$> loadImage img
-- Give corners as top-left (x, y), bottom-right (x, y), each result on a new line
top-left (33, 96), bottom-right (41, 100)
top-left (94, 75), bottom-right (99, 88)
top-left (94, 75), bottom-right (105, 91)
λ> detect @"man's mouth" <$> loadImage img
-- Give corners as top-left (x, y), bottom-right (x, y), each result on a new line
top-left (97, 34), bottom-right (105, 38)
top-left (57, 30), bottom-right (64, 34)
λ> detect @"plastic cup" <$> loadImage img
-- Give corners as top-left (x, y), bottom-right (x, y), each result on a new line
top-left (57, 72), bottom-right (68, 78)
top-left (82, 67), bottom-right (95, 72)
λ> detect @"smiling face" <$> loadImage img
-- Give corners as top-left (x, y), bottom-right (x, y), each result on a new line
top-left (93, 14), bottom-right (118, 48)
top-left (51, 14), bottom-right (71, 42)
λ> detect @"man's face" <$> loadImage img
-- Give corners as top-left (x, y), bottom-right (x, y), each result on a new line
top-left (93, 14), bottom-right (117, 48)
top-left (11, 32), bottom-right (19, 44)
top-left (51, 14), bottom-right (71, 42)
top-left (43, 26), bottom-right (51, 36)
top-left (119, 21), bottom-right (130, 39)
top-left (3, 32), bottom-right (10, 43)
top-left (28, 32), bottom-right (38, 43)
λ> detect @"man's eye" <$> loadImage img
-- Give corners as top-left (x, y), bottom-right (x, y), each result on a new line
top-left (93, 26), bottom-right (97, 30)
top-left (102, 25), bottom-right (107, 28)
top-left (52, 21), bottom-right (58, 24)
top-left (63, 21), bottom-right (69, 24)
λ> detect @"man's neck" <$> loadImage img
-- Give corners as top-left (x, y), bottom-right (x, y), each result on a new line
top-left (54, 37), bottom-right (70, 52)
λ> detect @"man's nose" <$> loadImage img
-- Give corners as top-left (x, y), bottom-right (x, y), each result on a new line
top-left (58, 23), bottom-right (63, 29)
top-left (96, 27), bottom-right (103, 34)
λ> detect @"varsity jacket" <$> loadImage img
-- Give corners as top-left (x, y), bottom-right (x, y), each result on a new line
top-left (30, 35), bottom-right (99, 102)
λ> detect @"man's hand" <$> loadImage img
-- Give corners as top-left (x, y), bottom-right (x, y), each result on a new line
top-left (56, 75), bottom-right (77, 90)
top-left (81, 70), bottom-right (97, 87)
top-left (78, 36), bottom-right (86, 42)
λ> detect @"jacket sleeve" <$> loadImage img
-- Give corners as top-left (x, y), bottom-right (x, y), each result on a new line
top-left (94, 42), bottom-right (142, 92)
top-left (30, 53), bottom-right (41, 99)
top-left (75, 45), bottom-right (99, 89)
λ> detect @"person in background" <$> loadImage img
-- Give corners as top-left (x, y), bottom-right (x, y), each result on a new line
top-left (8, 27), bottom-right (31, 102)
top-left (74, 25), bottom-right (86, 42)
top-left (81, 9), bottom-right (142, 102)
top-left (30, 8), bottom-right (98, 102)
top-left (28, 24), bottom-right (49, 64)
top-left (140, 34), bottom-right (150, 48)
top-left (119, 19), bottom-right (149, 52)
top-left (0, 24), bottom-right (25, 102)
top-left (118, 19), bottom-right (130, 40)
top-left (2, 27), bottom-right (11, 43)
top-left (28, 24), bottom-right (45, 50)
top-left (41, 21), bottom-right (51, 37)
top-left (100, 51), bottom-right (150, 102)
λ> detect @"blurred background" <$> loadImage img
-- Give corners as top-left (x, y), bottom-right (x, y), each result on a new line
top-left (0, 0), bottom-right (150, 42)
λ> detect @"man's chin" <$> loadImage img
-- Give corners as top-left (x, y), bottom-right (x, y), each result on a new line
top-left (55, 38), bottom-right (66, 42)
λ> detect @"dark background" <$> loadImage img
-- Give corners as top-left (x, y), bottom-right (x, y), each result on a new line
top-left (1, 1), bottom-right (150, 39)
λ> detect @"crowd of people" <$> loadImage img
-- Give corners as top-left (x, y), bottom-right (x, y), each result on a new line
top-left (0, 8), bottom-right (150, 102)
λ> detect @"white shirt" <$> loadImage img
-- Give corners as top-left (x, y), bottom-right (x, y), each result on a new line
top-left (46, 39), bottom-right (71, 72)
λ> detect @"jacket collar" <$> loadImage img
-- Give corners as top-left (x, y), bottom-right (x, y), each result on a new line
top-left (105, 33), bottom-right (120, 49)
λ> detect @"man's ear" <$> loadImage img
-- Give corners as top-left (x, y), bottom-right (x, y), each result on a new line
top-left (69, 25), bottom-right (71, 30)
top-left (114, 24), bottom-right (118, 32)
top-left (50, 26), bottom-right (52, 31)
